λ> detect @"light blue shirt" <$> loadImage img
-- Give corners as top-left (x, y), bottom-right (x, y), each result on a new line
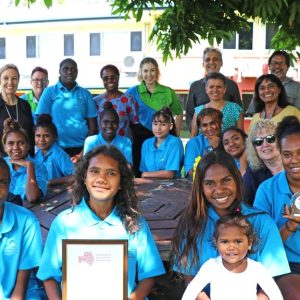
top-left (254, 171), bottom-right (300, 263)
top-left (0, 202), bottom-right (42, 299)
top-left (140, 134), bottom-right (184, 178)
top-left (83, 133), bottom-right (133, 164)
top-left (36, 80), bottom-right (97, 148)
top-left (37, 199), bottom-right (165, 297)
top-left (4, 156), bottom-right (48, 201)
top-left (174, 203), bottom-right (290, 277)
top-left (34, 142), bottom-right (74, 180)
top-left (184, 134), bottom-right (210, 176)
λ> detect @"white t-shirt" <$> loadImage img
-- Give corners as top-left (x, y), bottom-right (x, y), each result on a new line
top-left (181, 256), bottom-right (283, 300)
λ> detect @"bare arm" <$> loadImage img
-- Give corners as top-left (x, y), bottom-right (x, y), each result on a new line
top-left (190, 113), bottom-right (198, 137)
top-left (141, 170), bottom-right (175, 179)
top-left (175, 114), bottom-right (183, 136)
top-left (86, 117), bottom-right (98, 136)
top-left (236, 113), bottom-right (244, 131)
top-left (48, 175), bottom-right (75, 187)
top-left (11, 270), bottom-right (30, 300)
top-left (128, 277), bottom-right (155, 300)
top-left (44, 279), bottom-right (61, 300)
top-left (280, 205), bottom-right (300, 242)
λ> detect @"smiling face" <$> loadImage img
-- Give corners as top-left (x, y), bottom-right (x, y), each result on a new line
top-left (31, 71), bottom-right (49, 99)
top-left (84, 153), bottom-right (121, 206)
top-left (254, 128), bottom-right (280, 162)
top-left (269, 54), bottom-right (288, 81)
top-left (141, 62), bottom-right (158, 86)
top-left (203, 50), bottom-right (222, 74)
top-left (215, 224), bottom-right (250, 272)
top-left (35, 127), bottom-right (55, 154)
top-left (0, 68), bottom-right (19, 97)
top-left (223, 130), bottom-right (246, 159)
top-left (280, 134), bottom-right (300, 183)
top-left (199, 115), bottom-right (221, 139)
top-left (101, 68), bottom-right (119, 93)
top-left (205, 78), bottom-right (226, 102)
top-left (203, 164), bottom-right (237, 216)
top-left (258, 79), bottom-right (281, 105)
top-left (4, 132), bottom-right (28, 160)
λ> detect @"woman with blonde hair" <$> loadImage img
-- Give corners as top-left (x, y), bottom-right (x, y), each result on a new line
top-left (126, 57), bottom-right (183, 176)
top-left (243, 119), bottom-right (283, 204)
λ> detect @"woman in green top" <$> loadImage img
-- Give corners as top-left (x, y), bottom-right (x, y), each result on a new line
top-left (126, 57), bottom-right (183, 177)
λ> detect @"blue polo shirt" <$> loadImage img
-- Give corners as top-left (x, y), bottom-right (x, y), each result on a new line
top-left (4, 156), bottom-right (48, 201)
top-left (34, 142), bottom-right (74, 180)
top-left (36, 199), bottom-right (165, 297)
top-left (140, 134), bottom-right (184, 178)
top-left (174, 203), bottom-right (290, 277)
top-left (254, 171), bottom-right (300, 263)
top-left (83, 133), bottom-right (132, 164)
top-left (184, 134), bottom-right (210, 175)
top-left (36, 80), bottom-right (97, 148)
top-left (0, 202), bottom-right (42, 299)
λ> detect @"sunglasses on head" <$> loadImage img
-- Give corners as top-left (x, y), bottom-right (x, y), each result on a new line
top-left (252, 134), bottom-right (276, 147)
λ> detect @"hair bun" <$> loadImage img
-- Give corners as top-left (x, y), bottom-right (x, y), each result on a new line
top-left (3, 118), bottom-right (19, 133)
top-left (36, 114), bottom-right (53, 125)
top-left (102, 101), bottom-right (114, 110)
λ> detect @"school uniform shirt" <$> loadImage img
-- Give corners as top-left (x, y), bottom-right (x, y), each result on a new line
top-left (93, 94), bottom-right (139, 138)
top-left (36, 199), bottom-right (165, 297)
top-left (254, 171), bottom-right (300, 263)
top-left (34, 142), bottom-right (74, 180)
top-left (36, 80), bottom-right (98, 148)
top-left (83, 132), bottom-right (133, 164)
top-left (126, 82), bottom-right (183, 131)
top-left (182, 257), bottom-right (283, 300)
top-left (0, 202), bottom-right (42, 300)
top-left (4, 156), bottom-right (48, 201)
top-left (140, 134), bottom-right (184, 178)
top-left (184, 134), bottom-right (210, 176)
top-left (174, 203), bottom-right (290, 277)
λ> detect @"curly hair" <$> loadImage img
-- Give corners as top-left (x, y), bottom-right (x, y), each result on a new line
top-left (246, 119), bottom-right (277, 170)
top-left (72, 145), bottom-right (139, 234)
top-left (213, 213), bottom-right (259, 254)
top-left (170, 150), bottom-right (245, 273)
top-left (34, 114), bottom-right (58, 139)
top-left (2, 118), bottom-right (29, 147)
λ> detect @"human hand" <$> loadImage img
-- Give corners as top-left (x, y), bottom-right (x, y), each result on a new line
top-left (282, 204), bottom-right (300, 231)
top-left (10, 158), bottom-right (31, 168)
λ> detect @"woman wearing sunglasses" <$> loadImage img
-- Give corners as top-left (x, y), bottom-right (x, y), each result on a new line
top-left (249, 74), bottom-right (300, 131)
top-left (243, 119), bottom-right (283, 205)
top-left (254, 116), bottom-right (300, 296)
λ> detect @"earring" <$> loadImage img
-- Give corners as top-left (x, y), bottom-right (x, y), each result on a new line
top-left (248, 246), bottom-right (252, 250)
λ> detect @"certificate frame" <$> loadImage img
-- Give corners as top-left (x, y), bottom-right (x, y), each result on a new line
top-left (62, 239), bottom-right (128, 300)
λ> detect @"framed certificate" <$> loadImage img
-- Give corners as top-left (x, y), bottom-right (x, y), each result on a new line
top-left (62, 239), bottom-right (128, 300)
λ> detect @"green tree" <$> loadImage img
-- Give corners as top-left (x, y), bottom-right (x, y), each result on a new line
top-left (19, 0), bottom-right (300, 61)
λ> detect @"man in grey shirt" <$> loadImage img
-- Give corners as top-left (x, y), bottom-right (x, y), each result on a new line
top-left (185, 47), bottom-right (242, 130)
top-left (247, 50), bottom-right (300, 115)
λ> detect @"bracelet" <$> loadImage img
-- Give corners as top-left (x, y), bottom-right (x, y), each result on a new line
top-left (285, 222), bottom-right (297, 233)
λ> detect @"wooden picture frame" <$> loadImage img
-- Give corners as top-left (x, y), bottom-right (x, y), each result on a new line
top-left (62, 239), bottom-right (128, 300)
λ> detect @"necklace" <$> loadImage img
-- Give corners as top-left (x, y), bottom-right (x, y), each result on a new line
top-left (4, 101), bottom-right (19, 122)
top-left (261, 105), bottom-right (277, 119)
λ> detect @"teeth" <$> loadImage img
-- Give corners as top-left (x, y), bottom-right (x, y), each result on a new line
top-left (292, 167), bottom-right (300, 172)
top-left (215, 196), bottom-right (228, 203)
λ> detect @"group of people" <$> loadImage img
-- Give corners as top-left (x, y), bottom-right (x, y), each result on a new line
top-left (0, 47), bottom-right (300, 299)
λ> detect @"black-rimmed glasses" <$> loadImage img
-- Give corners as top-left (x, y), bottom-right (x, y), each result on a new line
top-left (252, 134), bottom-right (276, 147)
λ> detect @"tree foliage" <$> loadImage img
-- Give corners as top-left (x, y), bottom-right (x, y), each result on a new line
top-left (19, 0), bottom-right (300, 62)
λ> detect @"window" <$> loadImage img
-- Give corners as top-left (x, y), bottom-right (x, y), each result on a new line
top-left (90, 33), bottom-right (101, 56)
top-left (130, 31), bottom-right (142, 51)
top-left (26, 36), bottom-right (36, 58)
top-left (223, 23), bottom-right (253, 50)
top-left (266, 24), bottom-right (277, 49)
top-left (64, 34), bottom-right (74, 56)
top-left (0, 38), bottom-right (5, 59)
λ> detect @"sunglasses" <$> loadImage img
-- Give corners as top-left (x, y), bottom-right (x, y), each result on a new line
top-left (252, 134), bottom-right (276, 147)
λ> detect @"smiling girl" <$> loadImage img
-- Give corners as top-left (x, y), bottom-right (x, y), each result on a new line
top-left (181, 214), bottom-right (283, 300)
top-left (171, 150), bottom-right (295, 299)
top-left (37, 145), bottom-right (165, 299)
top-left (140, 107), bottom-right (184, 178)
top-left (2, 118), bottom-right (47, 203)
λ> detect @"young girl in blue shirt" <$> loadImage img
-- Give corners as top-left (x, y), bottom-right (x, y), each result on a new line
top-left (83, 101), bottom-right (132, 164)
top-left (171, 150), bottom-right (298, 299)
top-left (140, 107), bottom-right (184, 178)
top-left (37, 145), bottom-right (165, 299)
top-left (2, 118), bottom-right (47, 203)
top-left (34, 114), bottom-right (75, 186)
